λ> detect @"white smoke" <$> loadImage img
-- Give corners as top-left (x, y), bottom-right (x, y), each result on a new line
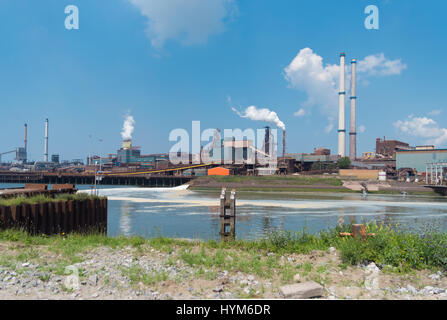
top-left (232, 105), bottom-right (285, 130)
top-left (121, 115), bottom-right (135, 140)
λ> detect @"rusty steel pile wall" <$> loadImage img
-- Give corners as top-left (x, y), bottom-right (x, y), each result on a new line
top-left (0, 198), bottom-right (107, 235)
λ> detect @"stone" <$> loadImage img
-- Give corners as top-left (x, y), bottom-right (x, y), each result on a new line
top-left (407, 285), bottom-right (418, 295)
top-left (89, 275), bottom-right (99, 286)
top-left (279, 281), bottom-right (324, 299)
top-left (364, 262), bottom-right (380, 290)
top-left (429, 274), bottom-right (441, 281)
top-left (420, 286), bottom-right (434, 295)
top-left (432, 288), bottom-right (445, 295)
top-left (365, 262), bottom-right (380, 274)
top-left (213, 286), bottom-right (223, 293)
top-left (365, 274), bottom-right (379, 290)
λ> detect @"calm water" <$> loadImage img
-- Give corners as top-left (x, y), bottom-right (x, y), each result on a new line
top-left (2, 183), bottom-right (447, 240)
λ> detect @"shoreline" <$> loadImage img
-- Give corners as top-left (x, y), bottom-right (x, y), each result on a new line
top-left (188, 176), bottom-right (440, 196)
top-left (0, 226), bottom-right (446, 300)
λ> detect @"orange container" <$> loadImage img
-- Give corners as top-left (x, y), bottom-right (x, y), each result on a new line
top-left (208, 167), bottom-right (230, 176)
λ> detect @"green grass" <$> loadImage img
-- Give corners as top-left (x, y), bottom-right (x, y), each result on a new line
top-left (0, 193), bottom-right (105, 207)
top-left (195, 175), bottom-right (344, 186)
top-left (1, 222), bottom-right (447, 274)
top-left (121, 265), bottom-right (169, 286)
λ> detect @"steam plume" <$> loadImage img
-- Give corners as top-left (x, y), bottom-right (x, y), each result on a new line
top-left (232, 105), bottom-right (285, 130)
top-left (121, 115), bottom-right (135, 140)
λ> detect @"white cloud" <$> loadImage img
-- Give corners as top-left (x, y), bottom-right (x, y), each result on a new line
top-left (232, 105), bottom-right (285, 130)
top-left (284, 48), bottom-right (406, 133)
top-left (358, 125), bottom-right (366, 133)
top-left (394, 115), bottom-right (447, 147)
top-left (128, 0), bottom-right (237, 48)
top-left (428, 109), bottom-right (443, 116)
top-left (357, 53), bottom-right (407, 76)
top-left (285, 48), bottom-right (338, 119)
top-left (294, 108), bottom-right (306, 117)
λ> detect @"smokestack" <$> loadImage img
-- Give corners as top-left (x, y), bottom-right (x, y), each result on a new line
top-left (24, 123), bottom-right (28, 163)
top-left (44, 119), bottom-right (49, 162)
top-left (338, 53), bottom-right (346, 157)
top-left (24, 123), bottom-right (27, 151)
top-left (349, 59), bottom-right (357, 160)
top-left (264, 126), bottom-right (271, 155)
top-left (282, 129), bottom-right (286, 158)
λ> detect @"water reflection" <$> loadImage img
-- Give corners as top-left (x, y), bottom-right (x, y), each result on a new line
top-left (119, 202), bottom-right (132, 236)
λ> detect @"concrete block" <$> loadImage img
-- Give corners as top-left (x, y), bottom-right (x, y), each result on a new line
top-left (279, 281), bottom-right (324, 299)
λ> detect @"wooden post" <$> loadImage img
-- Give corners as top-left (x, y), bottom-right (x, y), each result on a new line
top-left (0, 206), bottom-right (7, 230)
top-left (103, 198), bottom-right (108, 234)
top-left (67, 200), bottom-right (74, 234)
top-left (21, 204), bottom-right (30, 233)
top-left (73, 200), bottom-right (82, 232)
top-left (53, 201), bottom-right (61, 234)
top-left (219, 188), bottom-right (236, 240)
top-left (30, 204), bottom-right (39, 235)
top-left (61, 201), bottom-right (68, 234)
top-left (11, 205), bottom-right (21, 230)
top-left (99, 198), bottom-right (105, 233)
top-left (352, 224), bottom-right (366, 241)
top-left (230, 189), bottom-right (236, 217)
top-left (89, 198), bottom-right (96, 233)
top-left (220, 188), bottom-right (226, 217)
top-left (82, 199), bottom-right (88, 232)
top-left (47, 202), bottom-right (54, 235)
top-left (39, 203), bottom-right (47, 235)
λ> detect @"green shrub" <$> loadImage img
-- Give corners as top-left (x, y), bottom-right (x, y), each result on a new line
top-left (337, 157), bottom-right (351, 169)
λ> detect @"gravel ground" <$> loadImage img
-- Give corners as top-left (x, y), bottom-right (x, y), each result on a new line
top-left (0, 243), bottom-right (446, 300)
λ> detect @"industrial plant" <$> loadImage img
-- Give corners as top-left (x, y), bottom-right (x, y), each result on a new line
top-left (1, 52), bottom-right (446, 188)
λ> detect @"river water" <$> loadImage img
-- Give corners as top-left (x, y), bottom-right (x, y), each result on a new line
top-left (2, 183), bottom-right (447, 240)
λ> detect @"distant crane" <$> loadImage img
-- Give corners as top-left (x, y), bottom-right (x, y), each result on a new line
top-left (0, 150), bottom-right (15, 163)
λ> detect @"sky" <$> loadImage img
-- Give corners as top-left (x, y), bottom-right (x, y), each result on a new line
top-left (0, 0), bottom-right (446, 162)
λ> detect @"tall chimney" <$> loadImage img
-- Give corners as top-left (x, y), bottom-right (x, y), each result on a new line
top-left (24, 123), bottom-right (28, 151)
top-left (44, 118), bottom-right (49, 162)
top-left (264, 126), bottom-right (271, 155)
top-left (349, 59), bottom-right (357, 160)
top-left (282, 129), bottom-right (286, 158)
top-left (338, 53), bottom-right (346, 157)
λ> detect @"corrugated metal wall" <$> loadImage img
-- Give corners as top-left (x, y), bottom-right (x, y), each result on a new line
top-left (396, 150), bottom-right (447, 172)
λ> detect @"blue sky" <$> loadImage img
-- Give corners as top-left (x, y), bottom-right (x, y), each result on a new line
top-left (0, 0), bottom-right (446, 162)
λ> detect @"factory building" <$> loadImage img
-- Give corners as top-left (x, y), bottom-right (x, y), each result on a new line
top-left (376, 138), bottom-right (411, 158)
top-left (209, 138), bottom-right (255, 164)
top-left (115, 139), bottom-right (169, 167)
top-left (396, 149), bottom-right (447, 172)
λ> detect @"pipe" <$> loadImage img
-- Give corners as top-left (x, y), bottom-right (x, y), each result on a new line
top-left (338, 53), bottom-right (346, 157)
top-left (349, 59), bottom-right (357, 160)
top-left (44, 119), bottom-right (49, 162)
top-left (283, 129), bottom-right (286, 158)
